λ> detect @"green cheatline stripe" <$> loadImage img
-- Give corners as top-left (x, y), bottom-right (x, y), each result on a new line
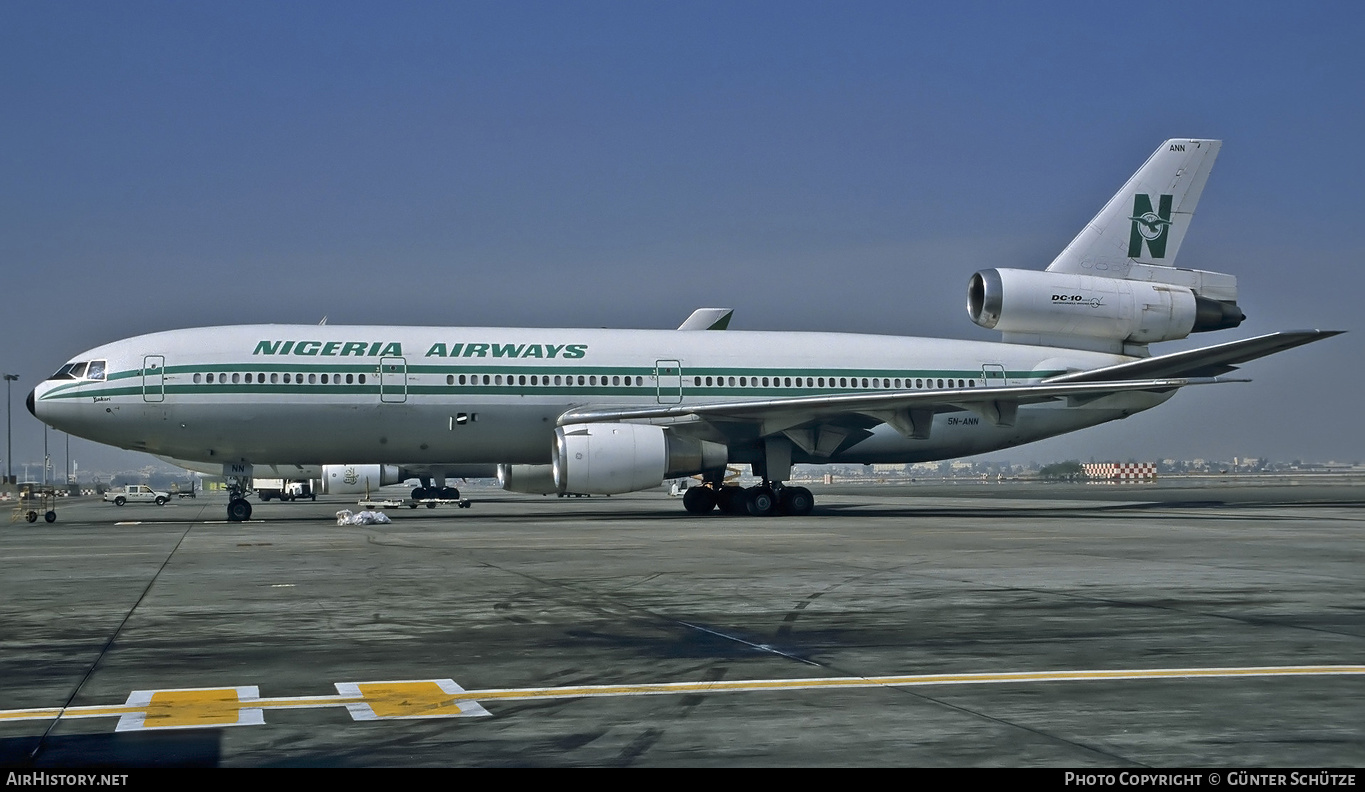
top-left (41, 381), bottom-right (1058, 402)
top-left (39, 365), bottom-right (1064, 402)
top-left (93, 363), bottom-right (1062, 379)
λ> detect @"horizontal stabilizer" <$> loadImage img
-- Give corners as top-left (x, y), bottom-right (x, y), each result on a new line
top-left (1043, 330), bottom-right (1343, 384)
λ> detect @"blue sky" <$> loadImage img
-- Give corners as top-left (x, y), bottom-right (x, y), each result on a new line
top-left (2, 1), bottom-right (1361, 474)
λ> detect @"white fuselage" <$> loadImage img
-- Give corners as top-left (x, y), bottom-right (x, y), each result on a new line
top-left (32, 324), bottom-right (1172, 468)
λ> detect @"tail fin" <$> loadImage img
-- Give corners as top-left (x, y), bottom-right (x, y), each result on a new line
top-left (1047, 139), bottom-right (1221, 278)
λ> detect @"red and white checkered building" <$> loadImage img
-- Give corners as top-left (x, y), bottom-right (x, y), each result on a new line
top-left (1082, 462), bottom-right (1157, 481)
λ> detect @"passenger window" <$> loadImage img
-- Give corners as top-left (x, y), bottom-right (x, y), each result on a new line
top-left (359, 374), bottom-right (367, 384)
top-left (193, 373), bottom-right (202, 384)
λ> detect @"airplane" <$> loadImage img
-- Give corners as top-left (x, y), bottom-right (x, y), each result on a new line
top-left (28, 139), bottom-right (1341, 522)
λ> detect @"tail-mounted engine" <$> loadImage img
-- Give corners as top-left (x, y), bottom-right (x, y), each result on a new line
top-left (552, 423), bottom-right (727, 495)
top-left (968, 269), bottom-right (1242, 348)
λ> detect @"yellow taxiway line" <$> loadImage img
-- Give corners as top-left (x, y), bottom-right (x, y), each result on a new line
top-left (0, 665), bottom-right (1360, 731)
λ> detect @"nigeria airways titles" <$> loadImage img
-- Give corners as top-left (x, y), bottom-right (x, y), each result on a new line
top-left (252, 341), bottom-right (589, 359)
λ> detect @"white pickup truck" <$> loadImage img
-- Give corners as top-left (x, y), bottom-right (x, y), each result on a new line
top-left (255, 478), bottom-right (316, 502)
top-left (104, 485), bottom-right (170, 506)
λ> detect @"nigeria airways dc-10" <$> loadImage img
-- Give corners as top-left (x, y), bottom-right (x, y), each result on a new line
top-left (29, 140), bottom-right (1340, 521)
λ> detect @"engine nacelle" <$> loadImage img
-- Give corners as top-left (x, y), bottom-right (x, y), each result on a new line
top-left (319, 464), bottom-right (403, 495)
top-left (553, 423), bottom-right (727, 495)
top-left (968, 268), bottom-right (1242, 345)
top-left (497, 464), bottom-right (559, 495)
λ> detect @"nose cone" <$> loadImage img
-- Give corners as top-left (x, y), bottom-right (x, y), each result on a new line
top-left (26, 388), bottom-right (35, 418)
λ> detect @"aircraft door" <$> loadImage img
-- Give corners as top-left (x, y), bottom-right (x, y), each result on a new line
top-left (655, 359), bottom-right (682, 404)
top-left (380, 357), bottom-right (407, 403)
top-left (142, 355), bottom-right (165, 403)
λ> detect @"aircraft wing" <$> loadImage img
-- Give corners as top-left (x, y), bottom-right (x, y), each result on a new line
top-left (1042, 330), bottom-right (1342, 383)
top-left (559, 376), bottom-right (1234, 446)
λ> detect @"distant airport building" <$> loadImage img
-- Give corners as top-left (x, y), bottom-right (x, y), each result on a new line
top-left (1083, 462), bottom-right (1157, 482)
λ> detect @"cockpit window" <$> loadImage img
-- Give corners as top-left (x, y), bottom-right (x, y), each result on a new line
top-left (48, 360), bottom-right (107, 381)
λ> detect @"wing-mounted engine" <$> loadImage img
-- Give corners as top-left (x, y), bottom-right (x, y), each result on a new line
top-left (497, 464), bottom-right (559, 495)
top-left (968, 269), bottom-right (1243, 353)
top-left (552, 423), bottom-right (727, 495)
top-left (319, 464), bottom-right (404, 495)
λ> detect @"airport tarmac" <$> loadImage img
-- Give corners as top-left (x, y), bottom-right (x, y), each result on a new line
top-left (1, 481), bottom-right (1361, 767)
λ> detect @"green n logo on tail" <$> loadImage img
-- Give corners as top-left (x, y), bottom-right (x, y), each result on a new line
top-left (1128, 194), bottom-right (1174, 258)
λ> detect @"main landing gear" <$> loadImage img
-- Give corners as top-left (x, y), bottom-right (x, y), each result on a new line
top-left (412, 475), bottom-right (460, 507)
top-left (411, 485), bottom-right (461, 501)
top-left (682, 482), bottom-right (814, 517)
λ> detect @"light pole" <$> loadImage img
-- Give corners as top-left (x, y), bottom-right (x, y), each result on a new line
top-left (3, 373), bottom-right (17, 486)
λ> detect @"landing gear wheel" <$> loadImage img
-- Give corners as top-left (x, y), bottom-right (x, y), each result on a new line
top-left (683, 486), bottom-right (717, 514)
top-left (44, 511), bottom-right (57, 523)
top-left (412, 487), bottom-right (429, 501)
top-left (745, 486), bottom-right (777, 517)
top-left (25, 511), bottom-right (37, 523)
top-left (778, 486), bottom-right (814, 516)
top-left (439, 487), bottom-right (460, 500)
top-left (227, 498), bottom-right (253, 522)
top-left (716, 486), bottom-right (747, 515)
